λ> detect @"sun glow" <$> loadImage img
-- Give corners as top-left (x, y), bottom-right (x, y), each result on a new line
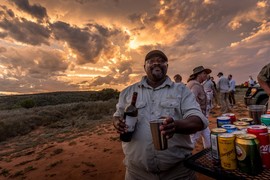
top-left (129, 39), bottom-right (140, 49)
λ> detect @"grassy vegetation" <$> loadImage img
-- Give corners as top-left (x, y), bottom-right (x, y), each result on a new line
top-left (0, 88), bottom-right (119, 110)
top-left (0, 89), bottom-right (119, 142)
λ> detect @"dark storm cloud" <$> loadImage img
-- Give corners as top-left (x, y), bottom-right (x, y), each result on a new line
top-left (90, 61), bottom-right (132, 86)
top-left (128, 13), bottom-right (143, 23)
top-left (0, 32), bottom-right (8, 38)
top-left (154, 0), bottom-right (257, 29)
top-left (90, 75), bottom-right (116, 86)
top-left (0, 16), bottom-right (50, 46)
top-left (1, 48), bottom-right (69, 80)
top-left (0, 46), bottom-right (77, 94)
top-left (12, 0), bottom-right (48, 21)
top-left (51, 21), bottom-right (120, 65)
top-left (0, 5), bottom-right (14, 18)
top-left (27, 50), bottom-right (69, 79)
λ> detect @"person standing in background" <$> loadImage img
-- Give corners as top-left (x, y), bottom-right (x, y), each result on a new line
top-left (187, 66), bottom-right (212, 149)
top-left (257, 63), bottom-right (270, 108)
top-left (173, 74), bottom-right (182, 83)
top-left (210, 76), bottom-right (219, 108)
top-left (228, 74), bottom-right (236, 108)
top-left (248, 75), bottom-right (255, 87)
top-left (203, 74), bottom-right (214, 117)
top-left (217, 72), bottom-right (230, 113)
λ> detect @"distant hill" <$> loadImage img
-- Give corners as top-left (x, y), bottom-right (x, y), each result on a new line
top-left (0, 89), bottom-right (119, 110)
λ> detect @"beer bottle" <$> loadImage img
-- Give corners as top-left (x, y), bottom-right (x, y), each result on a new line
top-left (120, 92), bottom-right (138, 142)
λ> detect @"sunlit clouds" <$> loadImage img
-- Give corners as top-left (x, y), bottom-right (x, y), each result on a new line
top-left (0, 0), bottom-right (270, 94)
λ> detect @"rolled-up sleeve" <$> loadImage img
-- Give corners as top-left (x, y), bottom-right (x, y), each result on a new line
top-left (258, 63), bottom-right (270, 82)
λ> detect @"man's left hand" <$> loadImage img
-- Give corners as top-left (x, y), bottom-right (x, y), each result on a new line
top-left (160, 117), bottom-right (175, 139)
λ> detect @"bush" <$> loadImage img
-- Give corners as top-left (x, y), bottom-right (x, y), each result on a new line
top-left (19, 99), bottom-right (35, 109)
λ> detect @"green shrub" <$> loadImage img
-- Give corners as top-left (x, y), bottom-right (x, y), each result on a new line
top-left (19, 99), bottom-right (35, 109)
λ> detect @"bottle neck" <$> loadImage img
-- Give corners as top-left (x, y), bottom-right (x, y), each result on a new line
top-left (131, 92), bottom-right (137, 106)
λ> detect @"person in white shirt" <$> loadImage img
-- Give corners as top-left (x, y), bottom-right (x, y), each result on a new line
top-left (217, 72), bottom-right (230, 113)
top-left (248, 75), bottom-right (255, 87)
top-left (228, 74), bottom-right (236, 107)
top-left (203, 75), bottom-right (215, 117)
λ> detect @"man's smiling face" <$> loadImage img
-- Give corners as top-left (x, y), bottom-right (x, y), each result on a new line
top-left (144, 56), bottom-right (168, 82)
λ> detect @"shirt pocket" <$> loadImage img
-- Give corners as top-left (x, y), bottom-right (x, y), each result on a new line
top-left (160, 100), bottom-right (180, 116)
top-left (136, 101), bottom-right (147, 121)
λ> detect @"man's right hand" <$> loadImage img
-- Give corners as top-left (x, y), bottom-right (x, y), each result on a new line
top-left (113, 117), bottom-right (127, 134)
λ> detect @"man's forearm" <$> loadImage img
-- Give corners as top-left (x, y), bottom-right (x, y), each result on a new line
top-left (174, 116), bottom-right (204, 134)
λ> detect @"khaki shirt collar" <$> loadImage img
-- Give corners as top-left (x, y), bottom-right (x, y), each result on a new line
top-left (138, 75), bottom-right (173, 89)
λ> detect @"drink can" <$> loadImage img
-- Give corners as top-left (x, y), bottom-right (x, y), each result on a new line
top-left (217, 116), bottom-right (231, 128)
top-left (231, 130), bottom-right (246, 137)
top-left (233, 121), bottom-right (249, 130)
top-left (218, 133), bottom-right (237, 170)
top-left (221, 124), bottom-right (237, 133)
top-left (210, 128), bottom-right (226, 163)
top-left (268, 127), bottom-right (270, 143)
top-left (247, 125), bottom-right (270, 168)
top-left (222, 113), bottom-right (237, 124)
top-left (238, 117), bottom-right (254, 125)
top-left (266, 109), bottom-right (270, 114)
top-left (235, 134), bottom-right (262, 175)
top-left (261, 114), bottom-right (270, 126)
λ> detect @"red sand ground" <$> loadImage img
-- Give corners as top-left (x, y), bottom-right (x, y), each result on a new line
top-left (0, 103), bottom-right (248, 180)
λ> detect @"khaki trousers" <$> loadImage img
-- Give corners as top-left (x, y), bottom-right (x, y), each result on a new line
top-left (125, 161), bottom-right (197, 180)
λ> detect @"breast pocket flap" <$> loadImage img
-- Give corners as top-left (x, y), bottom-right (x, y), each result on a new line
top-left (136, 101), bottom-right (147, 109)
top-left (160, 100), bottom-right (179, 108)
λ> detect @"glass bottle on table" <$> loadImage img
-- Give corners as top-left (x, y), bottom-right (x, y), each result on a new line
top-left (120, 92), bottom-right (138, 142)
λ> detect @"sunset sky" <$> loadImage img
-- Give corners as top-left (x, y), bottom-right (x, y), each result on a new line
top-left (0, 0), bottom-right (269, 95)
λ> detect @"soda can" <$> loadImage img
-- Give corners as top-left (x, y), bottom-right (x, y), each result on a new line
top-left (217, 116), bottom-right (231, 128)
top-left (235, 134), bottom-right (262, 175)
top-left (261, 114), bottom-right (270, 126)
top-left (231, 130), bottom-right (246, 137)
top-left (222, 113), bottom-right (237, 124)
top-left (268, 127), bottom-right (270, 143)
top-left (221, 124), bottom-right (237, 133)
top-left (218, 133), bottom-right (237, 170)
top-left (238, 117), bottom-right (254, 125)
top-left (247, 125), bottom-right (270, 169)
top-left (233, 121), bottom-right (249, 130)
top-left (210, 128), bottom-right (226, 164)
top-left (266, 109), bottom-right (270, 114)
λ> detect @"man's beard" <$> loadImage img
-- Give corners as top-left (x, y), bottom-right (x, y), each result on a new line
top-left (150, 66), bottom-right (166, 81)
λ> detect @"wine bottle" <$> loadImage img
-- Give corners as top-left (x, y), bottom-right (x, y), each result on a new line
top-left (120, 92), bottom-right (138, 142)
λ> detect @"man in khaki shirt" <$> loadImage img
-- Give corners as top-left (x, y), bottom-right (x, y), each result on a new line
top-left (113, 50), bottom-right (208, 180)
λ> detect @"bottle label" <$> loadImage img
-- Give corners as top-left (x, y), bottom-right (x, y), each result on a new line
top-left (125, 116), bottom-right (137, 132)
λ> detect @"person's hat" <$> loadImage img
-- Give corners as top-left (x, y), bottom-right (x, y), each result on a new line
top-left (145, 50), bottom-right (168, 62)
top-left (189, 66), bottom-right (212, 77)
top-left (217, 72), bottom-right (223, 76)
